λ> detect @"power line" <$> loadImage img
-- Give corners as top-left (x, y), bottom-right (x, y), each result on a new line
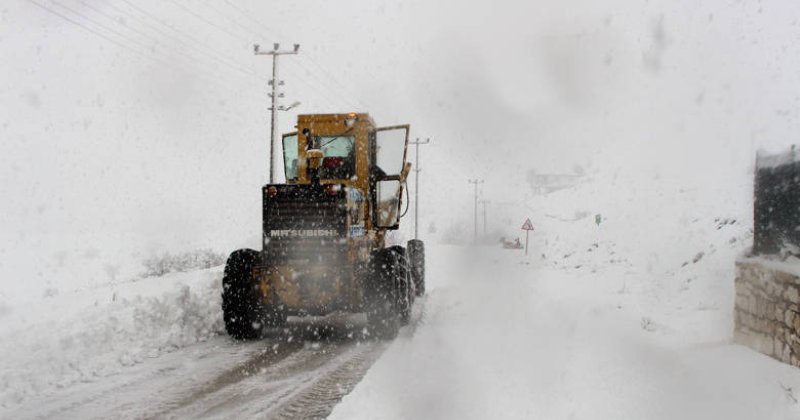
top-left (29, 0), bottom-right (148, 59)
top-left (104, 0), bottom-right (268, 83)
top-left (163, 0), bottom-right (353, 110)
top-left (218, 0), bottom-right (385, 110)
top-left (217, 0), bottom-right (369, 110)
top-left (29, 0), bottom-right (261, 102)
top-left (78, 0), bottom-right (261, 92)
top-left (107, 0), bottom-right (360, 112)
top-left (82, 0), bottom-right (280, 105)
top-left (165, 0), bottom-right (247, 42)
top-left (202, 0), bottom-right (266, 43)
top-left (49, 0), bottom-right (160, 55)
top-left (297, 54), bottom-right (369, 110)
top-left (288, 61), bottom-right (359, 107)
top-left (115, 0), bottom-right (249, 69)
top-left (280, 60), bottom-right (358, 110)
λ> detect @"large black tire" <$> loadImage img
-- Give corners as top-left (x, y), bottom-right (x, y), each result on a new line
top-left (365, 249), bottom-right (401, 339)
top-left (407, 239), bottom-right (425, 296)
top-left (221, 249), bottom-right (265, 340)
top-left (388, 246), bottom-right (412, 325)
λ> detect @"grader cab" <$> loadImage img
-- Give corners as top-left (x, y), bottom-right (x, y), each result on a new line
top-left (222, 113), bottom-right (425, 340)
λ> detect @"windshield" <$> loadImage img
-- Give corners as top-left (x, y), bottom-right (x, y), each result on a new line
top-left (311, 135), bottom-right (355, 180)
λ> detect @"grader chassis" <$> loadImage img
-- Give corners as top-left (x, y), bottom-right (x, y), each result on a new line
top-left (222, 113), bottom-right (425, 340)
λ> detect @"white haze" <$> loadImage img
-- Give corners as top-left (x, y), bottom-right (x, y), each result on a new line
top-left (1, 0), bottom-right (800, 300)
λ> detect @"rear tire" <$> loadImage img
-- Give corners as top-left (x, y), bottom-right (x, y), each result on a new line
top-left (365, 249), bottom-right (400, 339)
top-left (407, 239), bottom-right (426, 296)
top-left (222, 249), bottom-right (264, 340)
top-left (389, 246), bottom-right (412, 326)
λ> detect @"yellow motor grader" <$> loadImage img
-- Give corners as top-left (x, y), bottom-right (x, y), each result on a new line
top-left (222, 113), bottom-right (425, 339)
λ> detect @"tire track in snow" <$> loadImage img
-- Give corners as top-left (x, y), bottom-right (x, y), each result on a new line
top-left (268, 342), bottom-right (388, 420)
top-left (153, 302), bottom-right (426, 419)
top-left (267, 298), bottom-right (427, 420)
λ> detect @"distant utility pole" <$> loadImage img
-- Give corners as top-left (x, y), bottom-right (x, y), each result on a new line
top-left (409, 137), bottom-right (430, 240)
top-left (255, 43), bottom-right (300, 183)
top-left (479, 200), bottom-right (490, 237)
top-left (468, 179), bottom-right (484, 243)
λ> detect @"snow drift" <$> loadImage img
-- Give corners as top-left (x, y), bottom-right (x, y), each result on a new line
top-left (0, 267), bottom-right (224, 409)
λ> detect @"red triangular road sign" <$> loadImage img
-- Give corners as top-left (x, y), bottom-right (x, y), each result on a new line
top-left (521, 218), bottom-right (534, 230)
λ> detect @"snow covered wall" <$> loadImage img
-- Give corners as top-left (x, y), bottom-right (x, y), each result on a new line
top-left (735, 259), bottom-right (800, 367)
top-left (735, 146), bottom-right (800, 366)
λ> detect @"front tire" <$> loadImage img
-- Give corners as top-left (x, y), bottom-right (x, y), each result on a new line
top-left (407, 239), bottom-right (426, 296)
top-left (221, 249), bottom-right (264, 340)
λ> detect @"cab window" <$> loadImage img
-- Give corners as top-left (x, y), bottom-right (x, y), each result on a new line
top-left (311, 135), bottom-right (355, 180)
top-left (282, 133), bottom-right (299, 181)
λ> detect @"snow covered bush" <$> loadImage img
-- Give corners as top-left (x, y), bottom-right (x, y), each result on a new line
top-left (142, 249), bottom-right (226, 277)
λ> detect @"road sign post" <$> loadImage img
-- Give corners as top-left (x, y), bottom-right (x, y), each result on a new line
top-left (521, 218), bottom-right (535, 255)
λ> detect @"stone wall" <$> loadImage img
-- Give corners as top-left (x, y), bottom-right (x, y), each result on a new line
top-left (734, 259), bottom-right (800, 366)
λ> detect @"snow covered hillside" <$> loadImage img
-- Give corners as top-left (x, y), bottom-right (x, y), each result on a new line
top-left (519, 168), bottom-right (754, 342)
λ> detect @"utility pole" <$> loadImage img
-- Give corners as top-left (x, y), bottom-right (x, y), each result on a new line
top-left (479, 200), bottom-right (490, 237)
top-left (409, 137), bottom-right (430, 240)
top-left (254, 43), bottom-right (300, 183)
top-left (468, 179), bottom-right (484, 243)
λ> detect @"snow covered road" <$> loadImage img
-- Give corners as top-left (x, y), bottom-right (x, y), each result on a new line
top-left (3, 240), bottom-right (800, 419)
top-left (3, 310), bottom-right (425, 419)
top-left (330, 245), bottom-right (800, 420)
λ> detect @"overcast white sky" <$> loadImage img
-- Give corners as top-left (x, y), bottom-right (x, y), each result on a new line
top-left (1, 0), bottom-right (799, 274)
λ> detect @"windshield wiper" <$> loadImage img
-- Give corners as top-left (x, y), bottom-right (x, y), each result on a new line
top-left (319, 137), bottom-right (341, 148)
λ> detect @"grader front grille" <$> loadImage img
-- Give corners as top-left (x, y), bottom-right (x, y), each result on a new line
top-left (262, 184), bottom-right (347, 266)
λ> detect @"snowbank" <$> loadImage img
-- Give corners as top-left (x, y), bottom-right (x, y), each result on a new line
top-left (0, 267), bottom-right (225, 409)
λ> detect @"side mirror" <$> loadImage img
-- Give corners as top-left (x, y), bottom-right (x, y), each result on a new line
top-left (375, 180), bottom-right (402, 229)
